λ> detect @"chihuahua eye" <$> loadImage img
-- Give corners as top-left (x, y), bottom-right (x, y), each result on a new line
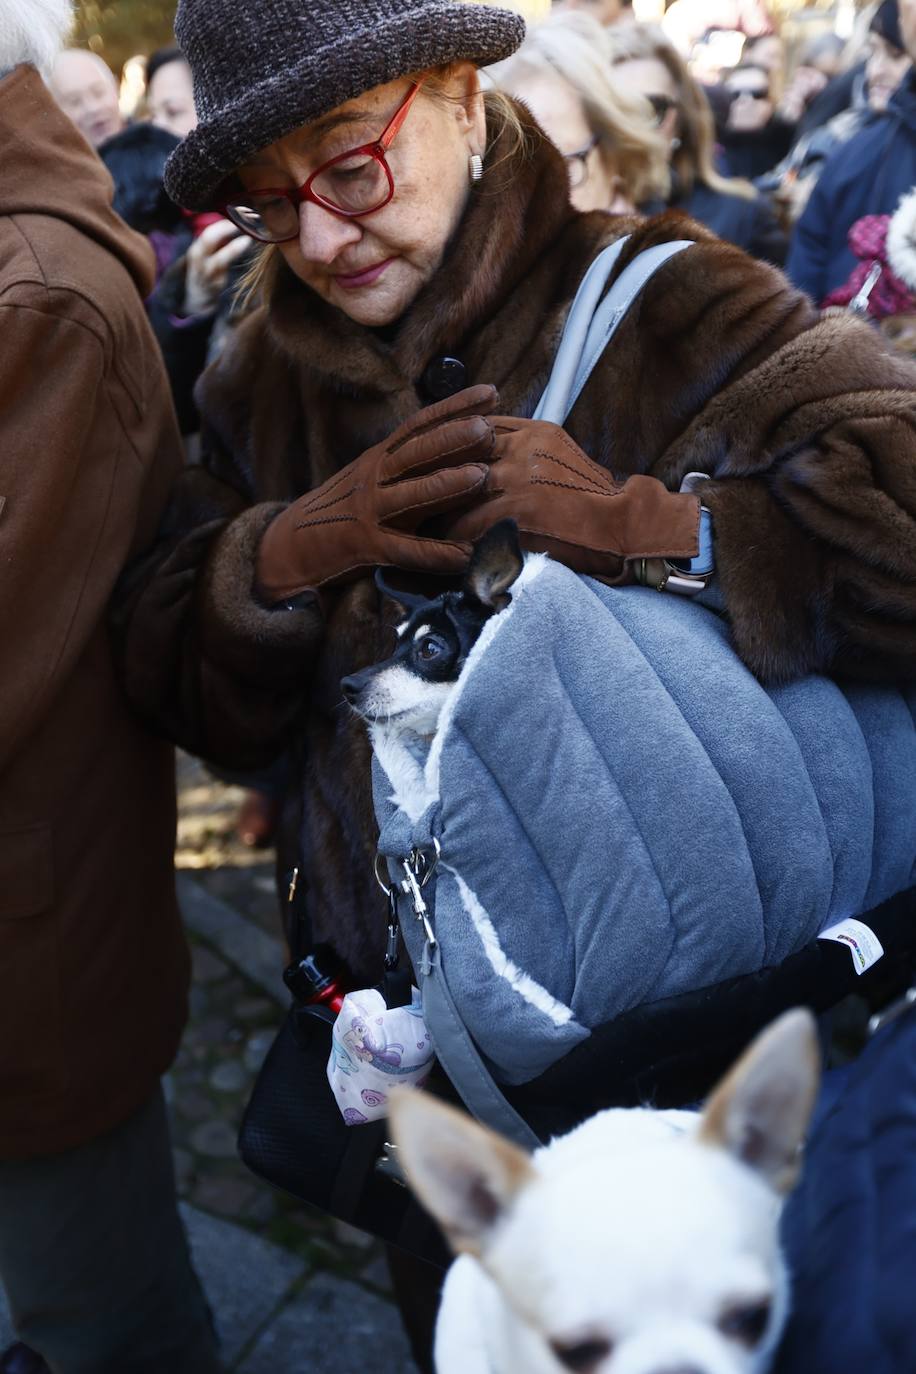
top-left (550, 1337), bottom-right (612, 1372)
top-left (416, 635), bottom-right (448, 661)
top-left (719, 1300), bottom-right (772, 1346)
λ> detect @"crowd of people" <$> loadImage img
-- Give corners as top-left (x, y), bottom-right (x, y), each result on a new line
top-left (3, 0), bottom-right (916, 1371)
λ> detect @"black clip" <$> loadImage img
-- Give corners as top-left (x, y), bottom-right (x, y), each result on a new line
top-left (384, 887), bottom-right (401, 972)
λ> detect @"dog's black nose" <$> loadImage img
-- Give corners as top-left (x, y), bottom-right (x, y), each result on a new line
top-left (340, 675), bottom-right (360, 703)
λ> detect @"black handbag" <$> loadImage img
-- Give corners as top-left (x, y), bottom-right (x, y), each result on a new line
top-left (237, 874), bottom-right (451, 1267)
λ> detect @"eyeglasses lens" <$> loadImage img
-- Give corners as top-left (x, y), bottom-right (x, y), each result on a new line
top-left (312, 153), bottom-right (390, 215)
top-left (227, 196), bottom-right (300, 243)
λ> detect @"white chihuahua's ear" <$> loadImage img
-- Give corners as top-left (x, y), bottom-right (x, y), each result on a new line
top-left (698, 1009), bottom-right (820, 1195)
top-left (464, 520), bottom-right (524, 612)
top-left (389, 1090), bottom-right (535, 1256)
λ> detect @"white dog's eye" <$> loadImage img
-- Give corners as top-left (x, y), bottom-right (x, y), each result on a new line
top-left (550, 1336), bottom-right (612, 1372)
top-left (719, 1300), bottom-right (772, 1346)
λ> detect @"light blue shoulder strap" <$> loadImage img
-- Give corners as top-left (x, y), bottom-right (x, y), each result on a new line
top-left (418, 942), bottom-right (542, 1151)
top-left (533, 237), bottom-right (694, 426)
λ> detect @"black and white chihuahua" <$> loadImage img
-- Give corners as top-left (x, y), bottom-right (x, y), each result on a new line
top-left (341, 520), bottom-right (524, 738)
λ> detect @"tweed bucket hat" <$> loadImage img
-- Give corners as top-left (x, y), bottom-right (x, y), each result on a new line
top-left (164, 0), bottom-right (526, 210)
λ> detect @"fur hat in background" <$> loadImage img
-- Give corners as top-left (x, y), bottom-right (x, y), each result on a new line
top-left (164, 0), bottom-right (526, 211)
top-left (886, 187), bottom-right (916, 292)
top-left (98, 122), bottom-right (184, 235)
top-left (0, 0), bottom-right (73, 78)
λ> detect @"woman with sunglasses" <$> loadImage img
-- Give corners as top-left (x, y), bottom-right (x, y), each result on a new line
top-left (115, 2), bottom-right (916, 1355)
top-left (606, 23), bottom-right (787, 264)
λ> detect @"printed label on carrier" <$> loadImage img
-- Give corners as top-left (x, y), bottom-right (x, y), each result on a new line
top-left (818, 918), bottom-right (884, 975)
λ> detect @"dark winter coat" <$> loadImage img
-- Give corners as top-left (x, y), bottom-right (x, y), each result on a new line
top-left (776, 1006), bottom-right (916, 1373)
top-left (719, 116), bottom-right (796, 181)
top-left (787, 72), bottom-right (916, 302)
top-left (0, 66), bottom-right (188, 1157)
top-left (113, 102), bottom-right (916, 985)
top-left (672, 180), bottom-right (787, 265)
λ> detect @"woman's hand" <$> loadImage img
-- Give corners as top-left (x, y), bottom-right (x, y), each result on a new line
top-left (255, 386), bottom-right (499, 602)
top-left (183, 220), bottom-right (250, 317)
top-left (443, 417), bottom-right (700, 582)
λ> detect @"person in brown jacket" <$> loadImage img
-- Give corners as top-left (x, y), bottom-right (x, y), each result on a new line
top-left (0, 5), bottom-right (222, 1371)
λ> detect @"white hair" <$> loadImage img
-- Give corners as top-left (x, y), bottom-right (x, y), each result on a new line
top-left (0, 0), bottom-right (74, 79)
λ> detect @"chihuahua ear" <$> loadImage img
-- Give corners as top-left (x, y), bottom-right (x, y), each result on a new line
top-left (464, 520), bottom-right (524, 612)
top-left (698, 1008), bottom-right (820, 1195)
top-left (389, 1089), bottom-right (535, 1257)
top-left (374, 569), bottom-right (432, 616)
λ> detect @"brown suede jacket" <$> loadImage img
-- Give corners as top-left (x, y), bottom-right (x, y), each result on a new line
top-left (0, 66), bottom-right (187, 1157)
top-left (113, 103), bottom-right (916, 983)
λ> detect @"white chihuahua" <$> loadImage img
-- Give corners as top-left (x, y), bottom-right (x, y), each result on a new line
top-left (390, 1009), bottom-right (819, 1374)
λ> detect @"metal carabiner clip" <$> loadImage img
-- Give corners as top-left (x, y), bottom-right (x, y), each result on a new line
top-left (400, 846), bottom-right (439, 949)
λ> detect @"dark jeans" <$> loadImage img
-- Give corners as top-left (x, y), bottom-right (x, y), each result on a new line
top-left (0, 1086), bottom-right (223, 1374)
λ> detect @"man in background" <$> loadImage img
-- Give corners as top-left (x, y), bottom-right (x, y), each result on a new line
top-left (48, 46), bottom-right (124, 145)
top-left (0, 1), bottom-right (222, 1370)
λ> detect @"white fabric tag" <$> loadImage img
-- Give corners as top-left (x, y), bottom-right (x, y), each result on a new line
top-left (818, 918), bottom-right (884, 975)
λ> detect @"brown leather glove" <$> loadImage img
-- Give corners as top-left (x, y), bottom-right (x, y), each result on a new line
top-left (256, 386), bottom-right (499, 602)
top-left (444, 417), bottom-right (700, 582)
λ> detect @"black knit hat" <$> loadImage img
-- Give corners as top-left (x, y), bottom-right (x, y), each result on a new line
top-left (164, 0), bottom-right (526, 210)
top-left (871, 0), bottom-right (903, 54)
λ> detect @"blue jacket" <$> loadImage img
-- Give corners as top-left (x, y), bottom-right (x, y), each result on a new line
top-left (676, 181), bottom-right (787, 266)
top-left (777, 1007), bottom-right (916, 1373)
top-left (787, 73), bottom-right (916, 303)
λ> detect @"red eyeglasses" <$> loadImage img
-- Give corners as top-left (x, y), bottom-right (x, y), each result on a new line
top-left (221, 80), bottom-right (425, 244)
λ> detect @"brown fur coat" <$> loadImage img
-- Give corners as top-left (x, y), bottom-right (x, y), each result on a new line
top-left (114, 105), bottom-right (916, 980)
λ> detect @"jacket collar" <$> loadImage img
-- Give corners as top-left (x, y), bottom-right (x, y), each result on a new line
top-left (264, 101), bottom-right (580, 396)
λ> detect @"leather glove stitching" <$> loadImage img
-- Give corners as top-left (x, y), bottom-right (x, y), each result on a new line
top-left (530, 476), bottom-right (626, 496)
top-left (533, 450), bottom-right (614, 492)
top-left (294, 513), bottom-right (359, 530)
top-left (296, 488), bottom-right (361, 519)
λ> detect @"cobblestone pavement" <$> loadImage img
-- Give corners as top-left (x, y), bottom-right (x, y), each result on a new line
top-left (173, 753), bottom-right (419, 1372)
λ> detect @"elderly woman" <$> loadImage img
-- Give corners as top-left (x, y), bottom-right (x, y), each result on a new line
top-left (117, 0), bottom-right (916, 980)
top-left (489, 10), bottom-right (669, 214)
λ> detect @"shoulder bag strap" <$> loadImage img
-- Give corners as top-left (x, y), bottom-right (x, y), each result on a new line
top-left (534, 237), bottom-right (694, 426)
top-left (418, 942), bottom-right (542, 1151)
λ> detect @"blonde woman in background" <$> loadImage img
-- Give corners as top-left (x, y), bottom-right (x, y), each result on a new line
top-left (490, 10), bottom-right (669, 213)
top-left (608, 23), bottom-right (788, 262)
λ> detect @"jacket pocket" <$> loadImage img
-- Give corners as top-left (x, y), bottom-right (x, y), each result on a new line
top-left (0, 824), bottom-right (53, 919)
